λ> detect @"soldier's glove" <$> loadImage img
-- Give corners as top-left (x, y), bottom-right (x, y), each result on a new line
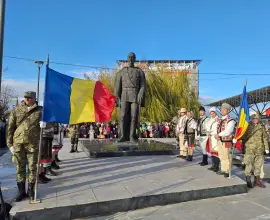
top-left (265, 150), bottom-right (270, 155)
top-left (40, 121), bottom-right (46, 128)
top-left (232, 138), bottom-right (237, 144)
top-left (9, 146), bottom-right (14, 154)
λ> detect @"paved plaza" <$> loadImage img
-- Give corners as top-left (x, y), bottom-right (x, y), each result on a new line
top-left (0, 138), bottom-right (269, 220)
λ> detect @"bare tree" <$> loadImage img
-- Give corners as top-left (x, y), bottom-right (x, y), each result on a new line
top-left (0, 84), bottom-right (15, 118)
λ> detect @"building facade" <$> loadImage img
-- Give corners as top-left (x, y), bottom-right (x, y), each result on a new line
top-left (116, 60), bottom-right (201, 97)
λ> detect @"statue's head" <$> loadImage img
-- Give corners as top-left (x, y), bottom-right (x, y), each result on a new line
top-left (127, 52), bottom-right (136, 67)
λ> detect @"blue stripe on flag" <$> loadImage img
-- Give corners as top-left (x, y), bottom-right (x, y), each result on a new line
top-left (42, 67), bottom-right (73, 123)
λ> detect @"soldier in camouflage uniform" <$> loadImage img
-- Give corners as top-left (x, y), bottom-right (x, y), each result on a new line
top-left (7, 91), bottom-right (42, 202)
top-left (241, 114), bottom-right (269, 188)
top-left (68, 124), bottom-right (80, 153)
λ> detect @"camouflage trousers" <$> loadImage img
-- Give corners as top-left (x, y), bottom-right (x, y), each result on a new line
top-left (12, 144), bottom-right (38, 183)
top-left (244, 154), bottom-right (264, 177)
top-left (71, 137), bottom-right (79, 145)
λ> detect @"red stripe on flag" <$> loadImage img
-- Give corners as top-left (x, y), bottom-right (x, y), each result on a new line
top-left (235, 127), bottom-right (243, 139)
top-left (93, 81), bottom-right (116, 122)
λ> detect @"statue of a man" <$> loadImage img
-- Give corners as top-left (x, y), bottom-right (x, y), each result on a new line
top-left (114, 52), bottom-right (146, 143)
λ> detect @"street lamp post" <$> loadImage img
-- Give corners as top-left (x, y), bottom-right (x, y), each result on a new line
top-left (35, 61), bottom-right (44, 104)
top-left (0, 0), bottom-right (6, 99)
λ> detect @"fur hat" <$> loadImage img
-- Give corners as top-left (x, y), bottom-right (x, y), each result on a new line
top-left (199, 106), bottom-right (206, 112)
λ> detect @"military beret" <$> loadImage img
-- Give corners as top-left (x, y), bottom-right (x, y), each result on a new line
top-left (221, 103), bottom-right (231, 111)
top-left (250, 113), bottom-right (260, 120)
top-left (24, 91), bottom-right (36, 99)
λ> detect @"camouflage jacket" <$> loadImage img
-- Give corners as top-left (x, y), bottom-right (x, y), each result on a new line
top-left (7, 101), bottom-right (42, 151)
top-left (68, 126), bottom-right (80, 138)
top-left (242, 123), bottom-right (269, 155)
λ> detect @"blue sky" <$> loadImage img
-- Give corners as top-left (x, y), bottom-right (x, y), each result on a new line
top-left (2, 0), bottom-right (270, 105)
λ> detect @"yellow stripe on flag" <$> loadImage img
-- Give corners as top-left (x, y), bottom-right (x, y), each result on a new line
top-left (70, 78), bottom-right (96, 124)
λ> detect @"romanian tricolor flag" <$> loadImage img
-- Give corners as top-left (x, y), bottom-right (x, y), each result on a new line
top-left (234, 84), bottom-right (249, 150)
top-left (42, 67), bottom-right (116, 124)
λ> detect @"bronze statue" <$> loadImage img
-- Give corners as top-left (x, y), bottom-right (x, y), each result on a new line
top-left (114, 52), bottom-right (146, 143)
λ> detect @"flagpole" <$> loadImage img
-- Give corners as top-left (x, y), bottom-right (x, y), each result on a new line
top-left (31, 55), bottom-right (49, 204)
top-left (229, 81), bottom-right (248, 180)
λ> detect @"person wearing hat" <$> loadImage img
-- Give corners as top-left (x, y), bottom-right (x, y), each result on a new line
top-left (206, 107), bottom-right (220, 172)
top-left (184, 111), bottom-right (197, 161)
top-left (238, 113), bottom-right (269, 188)
top-left (215, 103), bottom-right (236, 178)
top-left (176, 108), bottom-right (188, 158)
top-left (7, 91), bottom-right (43, 202)
top-left (197, 106), bottom-right (210, 166)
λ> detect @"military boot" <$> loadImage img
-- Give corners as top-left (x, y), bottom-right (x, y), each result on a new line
top-left (14, 182), bottom-right (27, 202)
top-left (70, 145), bottom-right (75, 153)
top-left (38, 173), bottom-right (49, 184)
top-left (55, 155), bottom-right (62, 162)
top-left (200, 155), bottom-right (208, 166)
top-left (246, 176), bottom-right (253, 188)
top-left (28, 183), bottom-right (35, 202)
top-left (41, 172), bottom-right (51, 182)
top-left (74, 144), bottom-right (78, 152)
top-left (187, 155), bottom-right (193, 161)
top-left (51, 160), bottom-right (60, 170)
top-left (45, 166), bottom-right (57, 176)
top-left (213, 157), bottom-right (220, 172)
top-left (254, 176), bottom-right (266, 188)
top-left (208, 156), bottom-right (215, 170)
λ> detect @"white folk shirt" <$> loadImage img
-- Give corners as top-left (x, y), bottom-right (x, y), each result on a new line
top-left (206, 116), bottom-right (219, 152)
top-left (218, 115), bottom-right (236, 137)
top-left (206, 116), bottom-right (218, 136)
top-left (177, 115), bottom-right (188, 133)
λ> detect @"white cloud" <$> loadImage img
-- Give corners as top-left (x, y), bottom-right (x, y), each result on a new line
top-left (2, 79), bottom-right (45, 102)
top-left (199, 96), bottom-right (222, 105)
top-left (70, 69), bottom-right (99, 80)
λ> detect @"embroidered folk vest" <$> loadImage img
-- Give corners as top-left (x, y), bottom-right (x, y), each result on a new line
top-left (217, 116), bottom-right (235, 143)
top-left (197, 116), bottom-right (207, 136)
top-left (184, 118), bottom-right (196, 135)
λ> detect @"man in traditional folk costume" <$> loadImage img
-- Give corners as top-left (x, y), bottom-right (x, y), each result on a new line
top-left (55, 124), bottom-right (64, 162)
top-left (39, 122), bottom-right (55, 183)
top-left (206, 107), bottom-right (220, 172)
top-left (184, 111), bottom-right (197, 161)
top-left (176, 108), bottom-right (188, 158)
top-left (197, 106), bottom-right (209, 166)
top-left (215, 103), bottom-right (236, 178)
top-left (50, 124), bottom-right (62, 170)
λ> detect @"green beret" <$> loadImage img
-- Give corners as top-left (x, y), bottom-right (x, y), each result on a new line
top-left (250, 114), bottom-right (260, 120)
top-left (24, 91), bottom-right (36, 99)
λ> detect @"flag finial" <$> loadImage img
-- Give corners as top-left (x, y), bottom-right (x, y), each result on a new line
top-left (46, 54), bottom-right (50, 66)
top-left (245, 79), bottom-right (247, 86)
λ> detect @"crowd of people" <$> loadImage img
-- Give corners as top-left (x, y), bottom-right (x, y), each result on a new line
top-left (62, 122), bottom-right (177, 140)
